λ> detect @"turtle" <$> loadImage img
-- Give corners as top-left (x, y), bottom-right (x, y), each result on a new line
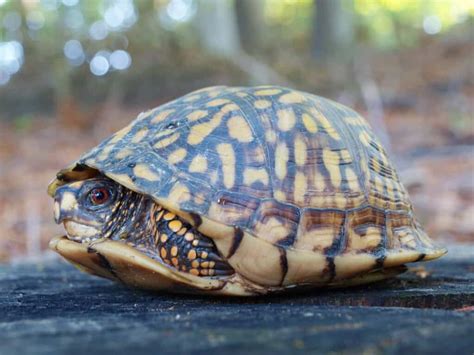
top-left (48, 85), bottom-right (446, 296)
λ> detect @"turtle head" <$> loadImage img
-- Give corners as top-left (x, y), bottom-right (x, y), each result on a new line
top-left (53, 177), bottom-right (124, 242)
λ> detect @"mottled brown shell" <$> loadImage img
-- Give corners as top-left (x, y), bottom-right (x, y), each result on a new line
top-left (49, 85), bottom-right (445, 289)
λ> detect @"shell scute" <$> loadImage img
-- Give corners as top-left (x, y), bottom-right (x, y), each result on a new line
top-left (249, 199), bottom-right (300, 248)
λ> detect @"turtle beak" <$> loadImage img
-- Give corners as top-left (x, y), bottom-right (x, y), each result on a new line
top-left (54, 199), bottom-right (62, 224)
top-left (54, 187), bottom-right (80, 224)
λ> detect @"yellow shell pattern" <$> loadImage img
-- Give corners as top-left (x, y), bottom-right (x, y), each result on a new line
top-left (50, 86), bottom-right (445, 290)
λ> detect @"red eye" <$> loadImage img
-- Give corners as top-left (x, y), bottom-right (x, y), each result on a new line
top-left (89, 188), bottom-right (110, 205)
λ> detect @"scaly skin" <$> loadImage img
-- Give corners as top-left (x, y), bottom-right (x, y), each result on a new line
top-left (54, 176), bottom-right (233, 277)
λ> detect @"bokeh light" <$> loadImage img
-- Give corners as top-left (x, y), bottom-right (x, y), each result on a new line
top-left (89, 20), bottom-right (109, 41)
top-left (61, 0), bottom-right (79, 6)
top-left (3, 11), bottom-right (22, 32)
top-left (64, 8), bottom-right (85, 30)
top-left (63, 39), bottom-right (85, 66)
top-left (102, 0), bottom-right (137, 30)
top-left (159, 0), bottom-right (196, 29)
top-left (26, 11), bottom-right (45, 31)
top-left (423, 15), bottom-right (442, 35)
top-left (110, 50), bottom-right (132, 70)
top-left (41, 0), bottom-right (60, 12)
top-left (90, 53), bottom-right (110, 76)
top-left (0, 41), bottom-right (24, 74)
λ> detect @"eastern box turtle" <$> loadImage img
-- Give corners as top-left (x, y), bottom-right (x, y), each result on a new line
top-left (48, 86), bottom-right (446, 295)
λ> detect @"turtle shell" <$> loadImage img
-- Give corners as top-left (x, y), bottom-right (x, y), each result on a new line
top-left (49, 86), bottom-right (446, 289)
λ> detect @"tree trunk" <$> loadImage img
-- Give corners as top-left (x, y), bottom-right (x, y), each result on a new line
top-left (235, 0), bottom-right (264, 54)
top-left (312, 0), bottom-right (354, 62)
top-left (195, 0), bottom-right (241, 57)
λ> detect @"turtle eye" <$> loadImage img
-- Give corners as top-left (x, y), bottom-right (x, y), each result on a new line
top-left (89, 187), bottom-right (111, 205)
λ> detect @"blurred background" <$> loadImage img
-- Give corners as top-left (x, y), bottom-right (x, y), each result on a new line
top-left (0, 0), bottom-right (472, 262)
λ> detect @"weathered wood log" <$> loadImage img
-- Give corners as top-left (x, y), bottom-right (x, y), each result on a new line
top-left (1, 245), bottom-right (473, 354)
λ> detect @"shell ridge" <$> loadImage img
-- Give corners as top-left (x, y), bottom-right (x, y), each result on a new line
top-left (235, 89), bottom-right (276, 196)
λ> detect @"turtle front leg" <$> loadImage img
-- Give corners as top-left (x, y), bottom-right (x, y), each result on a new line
top-left (142, 204), bottom-right (234, 277)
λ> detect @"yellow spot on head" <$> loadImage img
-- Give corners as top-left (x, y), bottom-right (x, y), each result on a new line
top-left (216, 143), bottom-right (236, 189)
top-left (277, 109), bottom-right (296, 131)
top-left (167, 148), bottom-right (187, 164)
top-left (279, 91), bottom-right (306, 104)
top-left (254, 88), bottom-right (281, 96)
top-left (187, 110), bottom-right (208, 122)
top-left (227, 116), bottom-right (254, 143)
top-left (254, 100), bottom-right (271, 109)
top-left (133, 164), bottom-right (160, 181)
top-left (275, 142), bottom-right (289, 180)
top-left (151, 109), bottom-right (175, 124)
top-left (322, 149), bottom-right (341, 188)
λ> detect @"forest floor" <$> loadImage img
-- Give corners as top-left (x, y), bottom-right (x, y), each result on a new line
top-left (0, 36), bottom-right (472, 262)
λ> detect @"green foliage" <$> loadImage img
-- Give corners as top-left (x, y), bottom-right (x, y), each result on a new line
top-left (353, 0), bottom-right (473, 49)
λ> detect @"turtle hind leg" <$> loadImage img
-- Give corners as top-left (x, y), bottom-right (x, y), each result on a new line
top-left (328, 265), bottom-right (407, 288)
top-left (148, 205), bottom-right (234, 277)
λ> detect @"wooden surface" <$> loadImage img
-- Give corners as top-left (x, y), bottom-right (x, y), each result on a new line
top-left (1, 245), bottom-right (473, 355)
